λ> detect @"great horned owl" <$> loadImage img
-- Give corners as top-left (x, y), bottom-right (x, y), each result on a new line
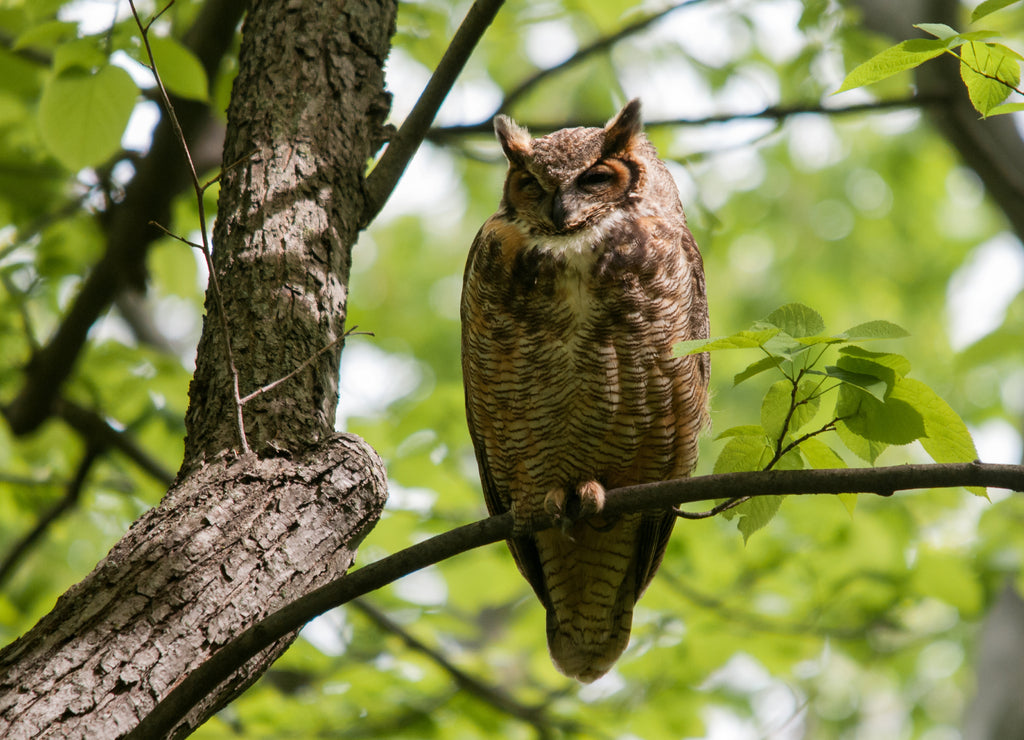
top-left (461, 99), bottom-right (710, 682)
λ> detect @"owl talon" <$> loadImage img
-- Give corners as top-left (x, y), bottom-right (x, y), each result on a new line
top-left (576, 480), bottom-right (606, 517)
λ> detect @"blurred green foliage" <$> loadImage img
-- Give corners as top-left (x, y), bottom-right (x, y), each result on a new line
top-left (2, 0), bottom-right (1023, 738)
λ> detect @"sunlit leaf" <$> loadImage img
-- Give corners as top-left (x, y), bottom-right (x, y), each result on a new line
top-left (820, 366), bottom-right (888, 401)
top-left (960, 42), bottom-right (1020, 116)
top-left (972, 0), bottom-right (1022, 22)
top-left (38, 65), bottom-right (138, 170)
top-left (835, 38), bottom-right (947, 94)
top-left (835, 383), bottom-right (925, 445)
top-left (836, 320), bottom-right (910, 341)
top-left (674, 328), bottom-right (779, 356)
top-left (146, 36), bottom-right (210, 103)
top-left (761, 380), bottom-right (791, 441)
top-left (763, 303), bottom-right (825, 337)
top-left (734, 355), bottom-right (785, 385)
top-left (799, 437), bottom-right (857, 514)
top-left (715, 425), bottom-right (767, 440)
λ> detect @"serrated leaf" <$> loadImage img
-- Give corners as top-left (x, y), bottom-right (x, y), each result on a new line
top-left (674, 328), bottom-right (779, 356)
top-left (735, 496), bottom-right (784, 542)
top-left (146, 36), bottom-right (209, 102)
top-left (972, 0), bottom-right (1022, 23)
top-left (892, 378), bottom-right (985, 496)
top-left (835, 38), bottom-right (947, 94)
top-left (714, 434), bottom-right (773, 474)
top-left (836, 417), bottom-right (889, 464)
top-left (837, 346), bottom-right (912, 391)
top-left (960, 42), bottom-right (1019, 116)
top-left (821, 366), bottom-right (888, 401)
top-left (836, 383), bottom-right (925, 445)
top-left (915, 23), bottom-right (960, 41)
top-left (837, 320), bottom-right (910, 341)
top-left (763, 303), bottom-right (825, 338)
top-left (734, 355), bottom-right (785, 385)
top-left (715, 425), bottom-right (766, 440)
top-left (799, 437), bottom-right (857, 515)
top-left (761, 380), bottom-right (791, 441)
top-left (38, 65), bottom-right (138, 170)
top-left (987, 101), bottom-right (1024, 115)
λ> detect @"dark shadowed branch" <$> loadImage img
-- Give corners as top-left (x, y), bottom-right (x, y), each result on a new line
top-left (361, 0), bottom-right (506, 226)
top-left (128, 461), bottom-right (1022, 737)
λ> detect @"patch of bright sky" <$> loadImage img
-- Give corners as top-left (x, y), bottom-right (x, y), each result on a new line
top-left (336, 339), bottom-right (422, 429)
top-left (947, 232), bottom-right (1024, 350)
top-left (523, 19), bottom-right (577, 68)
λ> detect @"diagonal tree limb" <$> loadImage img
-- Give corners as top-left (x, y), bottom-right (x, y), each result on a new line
top-left (360, 0), bottom-right (506, 226)
top-left (128, 461), bottom-right (1023, 737)
top-left (2, 0), bottom-right (245, 436)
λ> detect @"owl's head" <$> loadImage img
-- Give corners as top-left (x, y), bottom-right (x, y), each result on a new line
top-left (493, 99), bottom-right (677, 235)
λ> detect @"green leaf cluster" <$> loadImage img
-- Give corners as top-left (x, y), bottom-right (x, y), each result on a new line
top-left (836, 4), bottom-right (1024, 118)
top-left (678, 303), bottom-right (982, 538)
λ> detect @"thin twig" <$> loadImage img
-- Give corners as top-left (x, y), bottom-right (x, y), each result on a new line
top-left (238, 328), bottom-right (374, 405)
top-left (361, 0), bottom-right (506, 226)
top-left (497, 0), bottom-right (709, 115)
top-left (674, 495), bottom-right (751, 519)
top-left (127, 462), bottom-right (1024, 737)
top-left (128, 0), bottom-right (250, 454)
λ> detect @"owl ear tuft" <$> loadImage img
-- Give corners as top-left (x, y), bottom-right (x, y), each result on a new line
top-left (603, 98), bottom-right (643, 156)
top-left (494, 115), bottom-right (533, 164)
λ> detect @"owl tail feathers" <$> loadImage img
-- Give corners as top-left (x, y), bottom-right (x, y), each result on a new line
top-left (545, 609), bottom-right (632, 683)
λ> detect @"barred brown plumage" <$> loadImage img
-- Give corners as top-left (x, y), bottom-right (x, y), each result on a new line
top-left (460, 99), bottom-right (710, 682)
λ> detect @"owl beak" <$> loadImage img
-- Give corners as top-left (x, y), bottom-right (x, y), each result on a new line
top-left (550, 190), bottom-right (573, 231)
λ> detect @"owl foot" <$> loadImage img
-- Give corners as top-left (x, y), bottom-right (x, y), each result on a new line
top-left (543, 481), bottom-right (606, 535)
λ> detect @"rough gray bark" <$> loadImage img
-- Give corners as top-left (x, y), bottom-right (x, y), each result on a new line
top-left (0, 0), bottom-right (397, 736)
top-left (0, 439), bottom-right (386, 739)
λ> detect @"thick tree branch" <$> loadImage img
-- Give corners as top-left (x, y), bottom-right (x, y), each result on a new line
top-left (131, 462), bottom-right (1022, 736)
top-left (360, 0), bottom-right (505, 226)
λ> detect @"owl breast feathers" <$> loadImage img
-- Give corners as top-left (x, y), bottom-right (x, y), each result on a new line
top-left (461, 99), bottom-right (710, 682)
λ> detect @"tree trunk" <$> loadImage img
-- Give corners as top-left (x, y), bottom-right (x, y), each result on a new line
top-left (0, 0), bottom-right (397, 736)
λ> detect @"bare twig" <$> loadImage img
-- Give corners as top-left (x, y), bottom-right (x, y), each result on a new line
top-left (361, 0), bottom-right (506, 226)
top-left (497, 0), bottom-right (709, 115)
top-left (674, 495), bottom-right (751, 519)
top-left (128, 461), bottom-right (1023, 737)
top-left (427, 96), bottom-right (950, 142)
top-left (128, 0), bottom-right (249, 454)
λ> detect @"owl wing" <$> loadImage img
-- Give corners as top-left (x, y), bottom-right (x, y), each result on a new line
top-left (461, 224), bottom-right (554, 609)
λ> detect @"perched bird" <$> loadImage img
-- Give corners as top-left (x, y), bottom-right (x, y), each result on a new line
top-left (461, 99), bottom-right (709, 682)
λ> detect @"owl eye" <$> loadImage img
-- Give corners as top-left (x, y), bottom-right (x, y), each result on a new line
top-left (576, 165), bottom-right (617, 191)
top-left (516, 172), bottom-right (541, 194)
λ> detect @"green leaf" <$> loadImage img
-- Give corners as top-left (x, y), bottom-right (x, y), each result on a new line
top-left (835, 38), bottom-right (947, 94)
top-left (714, 434), bottom-right (773, 474)
top-left (761, 380), bottom-right (791, 442)
top-left (914, 23), bottom-right (960, 41)
top-left (836, 418), bottom-right (889, 464)
top-left (836, 320), bottom-right (910, 341)
top-left (38, 65), bottom-right (139, 171)
top-left (799, 437), bottom-right (857, 514)
top-left (987, 101), bottom-right (1024, 115)
top-left (820, 366), bottom-right (888, 401)
top-left (735, 495), bottom-right (784, 542)
top-left (836, 383), bottom-right (926, 445)
top-left (763, 303), bottom-right (825, 338)
top-left (734, 355), bottom-right (785, 385)
top-left (14, 20), bottom-right (78, 52)
top-left (146, 36), bottom-right (210, 103)
top-left (674, 328), bottom-right (780, 356)
top-left (892, 378), bottom-right (985, 495)
top-left (53, 39), bottom-right (107, 74)
top-left (836, 345), bottom-right (912, 393)
top-left (972, 0), bottom-right (1022, 23)
top-left (715, 425), bottom-right (766, 440)
top-left (960, 42), bottom-right (1020, 116)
